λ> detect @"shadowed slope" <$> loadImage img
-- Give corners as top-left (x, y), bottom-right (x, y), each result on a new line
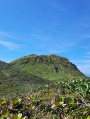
top-left (0, 60), bottom-right (50, 98)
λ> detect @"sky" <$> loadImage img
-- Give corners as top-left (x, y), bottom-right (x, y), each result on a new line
top-left (0, 0), bottom-right (90, 76)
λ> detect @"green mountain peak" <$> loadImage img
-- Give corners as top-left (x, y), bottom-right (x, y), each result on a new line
top-left (11, 54), bottom-right (86, 81)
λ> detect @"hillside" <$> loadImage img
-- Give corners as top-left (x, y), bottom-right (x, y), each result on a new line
top-left (0, 60), bottom-right (50, 98)
top-left (11, 54), bottom-right (86, 81)
top-left (0, 54), bottom-right (87, 97)
top-left (0, 55), bottom-right (90, 118)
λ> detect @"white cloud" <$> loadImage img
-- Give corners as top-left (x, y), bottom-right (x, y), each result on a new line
top-left (0, 31), bottom-right (16, 39)
top-left (0, 41), bottom-right (20, 50)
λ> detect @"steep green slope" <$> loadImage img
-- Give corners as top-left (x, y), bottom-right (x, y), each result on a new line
top-left (11, 54), bottom-right (86, 81)
top-left (0, 71), bottom-right (9, 95)
top-left (0, 60), bottom-right (50, 98)
top-left (0, 60), bottom-right (9, 70)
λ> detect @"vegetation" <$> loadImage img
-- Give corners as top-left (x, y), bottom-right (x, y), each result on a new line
top-left (0, 54), bottom-right (87, 98)
top-left (0, 54), bottom-right (90, 118)
top-left (0, 78), bottom-right (90, 119)
top-left (11, 54), bottom-right (86, 81)
top-left (0, 60), bottom-right (50, 98)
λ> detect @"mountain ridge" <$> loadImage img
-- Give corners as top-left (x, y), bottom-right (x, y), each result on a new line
top-left (0, 55), bottom-right (90, 118)
top-left (10, 54), bottom-right (86, 81)
top-left (0, 54), bottom-right (87, 98)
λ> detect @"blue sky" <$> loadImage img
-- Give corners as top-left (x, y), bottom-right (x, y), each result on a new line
top-left (0, 0), bottom-right (90, 76)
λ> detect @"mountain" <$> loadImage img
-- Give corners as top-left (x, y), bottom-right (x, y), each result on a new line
top-left (11, 54), bottom-right (86, 81)
top-left (0, 55), bottom-right (90, 118)
top-left (0, 54), bottom-right (87, 98)
top-left (0, 60), bottom-right (50, 98)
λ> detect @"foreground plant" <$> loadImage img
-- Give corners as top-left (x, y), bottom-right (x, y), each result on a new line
top-left (0, 78), bottom-right (90, 119)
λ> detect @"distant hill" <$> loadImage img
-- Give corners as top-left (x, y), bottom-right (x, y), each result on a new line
top-left (11, 54), bottom-right (86, 81)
